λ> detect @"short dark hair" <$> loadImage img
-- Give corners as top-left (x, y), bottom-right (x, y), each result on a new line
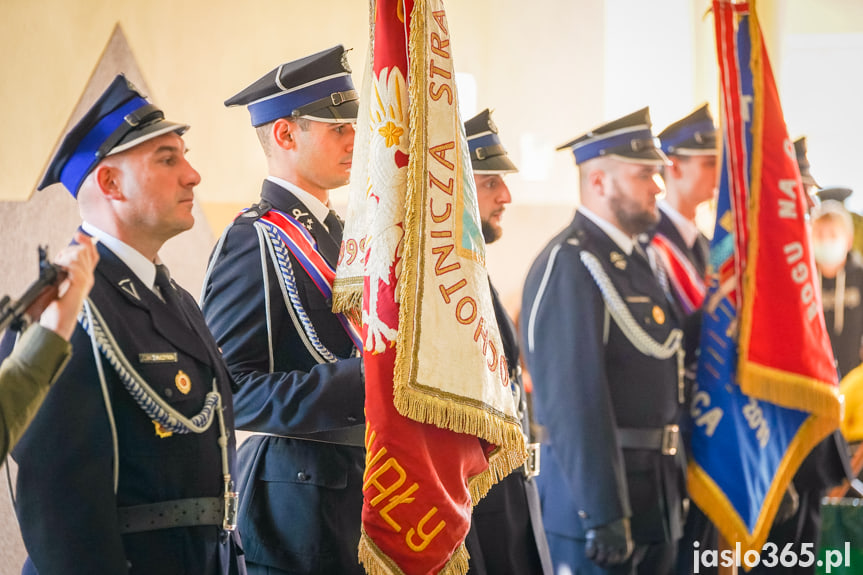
top-left (255, 117), bottom-right (311, 157)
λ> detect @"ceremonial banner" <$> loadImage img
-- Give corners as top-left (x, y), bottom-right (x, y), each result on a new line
top-left (688, 0), bottom-right (841, 557)
top-left (336, 1), bottom-right (527, 573)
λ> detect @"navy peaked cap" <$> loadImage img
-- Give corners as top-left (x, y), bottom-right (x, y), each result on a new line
top-left (39, 74), bottom-right (188, 197)
top-left (225, 45), bottom-right (358, 126)
top-left (794, 137), bottom-right (819, 188)
top-left (658, 104), bottom-right (717, 155)
top-left (816, 186), bottom-right (853, 204)
top-left (557, 107), bottom-right (668, 165)
top-left (465, 109), bottom-right (517, 174)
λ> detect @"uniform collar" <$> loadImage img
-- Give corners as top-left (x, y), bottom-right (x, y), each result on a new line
top-left (266, 176), bottom-right (331, 229)
top-left (578, 206), bottom-right (634, 255)
top-left (659, 200), bottom-right (699, 249)
top-left (82, 221), bottom-right (160, 293)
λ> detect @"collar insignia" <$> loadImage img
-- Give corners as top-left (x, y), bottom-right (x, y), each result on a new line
top-left (118, 278), bottom-right (141, 301)
top-left (610, 251), bottom-right (627, 270)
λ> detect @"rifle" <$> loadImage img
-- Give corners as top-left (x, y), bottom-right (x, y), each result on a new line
top-left (0, 247), bottom-right (68, 334)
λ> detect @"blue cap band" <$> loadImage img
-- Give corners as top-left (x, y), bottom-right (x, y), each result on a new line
top-left (467, 133), bottom-right (501, 154)
top-left (572, 128), bottom-right (654, 164)
top-left (660, 118), bottom-right (715, 153)
top-left (59, 97), bottom-right (148, 197)
top-left (248, 74), bottom-right (354, 126)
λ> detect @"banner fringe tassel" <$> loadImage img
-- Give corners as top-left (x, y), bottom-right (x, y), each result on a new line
top-left (359, 529), bottom-right (471, 575)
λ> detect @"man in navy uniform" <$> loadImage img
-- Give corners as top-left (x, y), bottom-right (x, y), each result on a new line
top-left (521, 108), bottom-right (687, 575)
top-left (652, 104), bottom-right (716, 312)
top-left (201, 46), bottom-right (365, 575)
top-left (652, 106), bottom-right (719, 574)
top-left (10, 75), bottom-right (245, 574)
top-left (462, 109), bottom-right (553, 575)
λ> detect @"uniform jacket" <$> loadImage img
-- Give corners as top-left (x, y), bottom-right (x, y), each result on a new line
top-left (11, 241), bottom-right (243, 575)
top-left (465, 281), bottom-right (553, 575)
top-left (201, 180), bottom-right (365, 574)
top-left (520, 210), bottom-right (686, 544)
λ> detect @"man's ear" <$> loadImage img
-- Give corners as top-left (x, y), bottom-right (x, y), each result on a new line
top-left (588, 167), bottom-right (607, 197)
top-left (667, 156), bottom-right (683, 179)
top-left (93, 164), bottom-right (124, 200)
top-left (273, 118), bottom-right (296, 151)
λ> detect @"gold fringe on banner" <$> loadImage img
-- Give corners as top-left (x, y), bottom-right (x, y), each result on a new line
top-left (359, 529), bottom-right (471, 575)
top-left (332, 276), bottom-right (364, 319)
top-left (392, 0), bottom-right (527, 500)
top-left (688, 409), bottom-right (836, 556)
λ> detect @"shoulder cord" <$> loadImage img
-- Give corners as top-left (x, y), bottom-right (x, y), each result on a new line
top-left (80, 299), bottom-right (220, 435)
top-left (255, 225), bottom-right (276, 373)
top-left (580, 249), bottom-right (686, 403)
top-left (255, 220), bottom-right (337, 364)
top-left (580, 249), bottom-right (682, 359)
top-left (81, 299), bottom-right (230, 493)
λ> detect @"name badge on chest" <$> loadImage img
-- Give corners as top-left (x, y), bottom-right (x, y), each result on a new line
top-left (138, 352), bottom-right (178, 364)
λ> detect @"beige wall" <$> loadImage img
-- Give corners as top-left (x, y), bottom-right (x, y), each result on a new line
top-left (1, 0), bottom-right (862, 572)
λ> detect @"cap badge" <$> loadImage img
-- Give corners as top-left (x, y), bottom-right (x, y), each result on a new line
top-left (175, 370), bottom-right (192, 395)
top-left (340, 51), bottom-right (352, 74)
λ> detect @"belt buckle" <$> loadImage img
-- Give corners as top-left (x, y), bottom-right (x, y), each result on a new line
top-left (223, 484), bottom-right (239, 532)
top-left (662, 424), bottom-right (680, 456)
top-left (523, 442), bottom-right (541, 479)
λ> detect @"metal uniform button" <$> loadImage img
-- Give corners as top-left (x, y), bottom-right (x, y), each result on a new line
top-left (578, 510), bottom-right (589, 519)
top-left (164, 387), bottom-right (174, 398)
top-left (297, 472), bottom-right (309, 482)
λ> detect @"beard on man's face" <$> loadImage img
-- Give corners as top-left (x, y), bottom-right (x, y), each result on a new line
top-left (481, 219), bottom-right (502, 244)
top-left (608, 179), bottom-right (658, 236)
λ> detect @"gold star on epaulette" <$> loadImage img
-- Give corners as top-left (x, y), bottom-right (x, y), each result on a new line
top-left (610, 251), bottom-right (627, 270)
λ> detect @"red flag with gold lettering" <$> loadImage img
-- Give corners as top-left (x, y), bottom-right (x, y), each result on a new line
top-left (687, 0), bottom-right (840, 556)
top-left (333, 1), bottom-right (527, 573)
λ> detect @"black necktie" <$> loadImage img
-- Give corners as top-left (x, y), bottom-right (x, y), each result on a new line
top-left (324, 209), bottom-right (344, 245)
top-left (693, 235), bottom-right (709, 275)
top-left (631, 242), bottom-right (653, 272)
top-left (154, 264), bottom-right (187, 322)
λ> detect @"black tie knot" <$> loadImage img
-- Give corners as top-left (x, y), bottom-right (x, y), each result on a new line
top-left (154, 264), bottom-right (173, 295)
top-left (325, 209), bottom-right (344, 244)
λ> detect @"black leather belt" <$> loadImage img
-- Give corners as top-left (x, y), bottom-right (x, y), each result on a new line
top-left (254, 425), bottom-right (365, 447)
top-left (618, 425), bottom-right (680, 456)
top-left (118, 497), bottom-right (223, 534)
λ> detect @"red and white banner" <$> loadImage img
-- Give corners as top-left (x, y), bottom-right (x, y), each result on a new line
top-left (334, 1), bottom-right (527, 573)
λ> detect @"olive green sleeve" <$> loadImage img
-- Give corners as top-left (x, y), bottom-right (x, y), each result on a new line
top-left (0, 324), bottom-right (72, 459)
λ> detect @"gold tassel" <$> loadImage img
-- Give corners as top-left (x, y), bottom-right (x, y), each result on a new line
top-left (332, 277), bottom-right (365, 315)
top-left (358, 529), bottom-right (471, 575)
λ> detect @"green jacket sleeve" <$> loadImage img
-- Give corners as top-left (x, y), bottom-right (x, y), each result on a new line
top-left (0, 324), bottom-right (71, 459)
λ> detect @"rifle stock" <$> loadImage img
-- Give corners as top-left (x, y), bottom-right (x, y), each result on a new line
top-left (0, 247), bottom-right (68, 334)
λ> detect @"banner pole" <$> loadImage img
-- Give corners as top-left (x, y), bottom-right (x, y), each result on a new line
top-left (718, 535), bottom-right (738, 575)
